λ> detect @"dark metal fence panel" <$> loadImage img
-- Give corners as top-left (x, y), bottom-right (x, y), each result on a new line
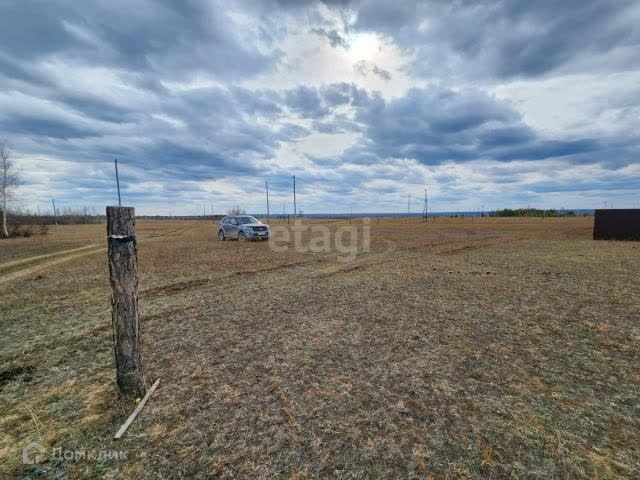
top-left (593, 209), bottom-right (640, 240)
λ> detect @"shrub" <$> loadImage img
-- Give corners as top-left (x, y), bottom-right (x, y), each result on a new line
top-left (227, 206), bottom-right (246, 215)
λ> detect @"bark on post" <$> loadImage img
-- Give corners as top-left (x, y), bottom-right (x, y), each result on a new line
top-left (107, 206), bottom-right (146, 398)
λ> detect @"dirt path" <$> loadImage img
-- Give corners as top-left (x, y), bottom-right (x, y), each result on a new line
top-left (0, 244), bottom-right (101, 271)
top-left (0, 226), bottom-right (205, 285)
top-left (0, 247), bottom-right (107, 285)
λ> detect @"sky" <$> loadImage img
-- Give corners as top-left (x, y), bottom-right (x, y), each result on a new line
top-left (1, 0), bottom-right (639, 215)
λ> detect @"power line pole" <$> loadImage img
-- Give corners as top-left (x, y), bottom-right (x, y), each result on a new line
top-left (265, 180), bottom-right (270, 224)
top-left (292, 175), bottom-right (296, 219)
top-left (114, 159), bottom-right (121, 207)
top-left (423, 188), bottom-right (428, 223)
top-left (52, 199), bottom-right (57, 225)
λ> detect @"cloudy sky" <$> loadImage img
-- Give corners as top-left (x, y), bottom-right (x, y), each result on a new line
top-left (2, 0), bottom-right (639, 215)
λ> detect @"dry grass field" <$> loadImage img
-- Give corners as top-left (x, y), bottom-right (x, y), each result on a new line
top-left (1, 217), bottom-right (638, 479)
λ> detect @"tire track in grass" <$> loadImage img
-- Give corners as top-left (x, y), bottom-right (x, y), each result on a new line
top-left (0, 225), bottom-right (206, 285)
top-left (0, 247), bottom-right (107, 285)
top-left (0, 244), bottom-right (101, 271)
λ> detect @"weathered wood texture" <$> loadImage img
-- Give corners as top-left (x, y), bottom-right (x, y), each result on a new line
top-left (114, 378), bottom-right (160, 439)
top-left (107, 206), bottom-right (146, 397)
top-left (593, 209), bottom-right (640, 240)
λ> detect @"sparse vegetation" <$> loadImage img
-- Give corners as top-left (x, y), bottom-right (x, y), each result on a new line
top-left (1, 217), bottom-right (638, 479)
top-left (6, 208), bottom-right (103, 226)
top-left (227, 206), bottom-right (246, 215)
top-left (491, 208), bottom-right (578, 217)
top-left (1, 141), bottom-right (20, 238)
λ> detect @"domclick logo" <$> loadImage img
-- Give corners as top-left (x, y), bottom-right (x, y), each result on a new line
top-left (22, 442), bottom-right (127, 465)
top-left (22, 442), bottom-right (46, 464)
top-left (269, 218), bottom-right (370, 262)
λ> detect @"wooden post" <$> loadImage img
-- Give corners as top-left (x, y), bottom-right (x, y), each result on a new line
top-left (107, 206), bottom-right (146, 398)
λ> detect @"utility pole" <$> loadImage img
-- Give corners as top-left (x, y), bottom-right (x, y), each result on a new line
top-left (423, 188), bottom-right (428, 223)
top-left (265, 180), bottom-right (270, 224)
top-left (114, 159), bottom-right (122, 207)
top-left (52, 199), bottom-right (57, 225)
top-left (292, 175), bottom-right (296, 219)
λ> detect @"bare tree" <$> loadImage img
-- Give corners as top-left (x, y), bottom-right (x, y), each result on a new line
top-left (1, 141), bottom-right (19, 238)
top-left (227, 206), bottom-right (246, 215)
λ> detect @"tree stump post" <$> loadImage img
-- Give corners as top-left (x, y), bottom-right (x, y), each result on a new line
top-left (107, 206), bottom-right (146, 398)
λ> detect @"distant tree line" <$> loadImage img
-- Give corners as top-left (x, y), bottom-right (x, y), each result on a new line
top-left (0, 207), bottom-right (103, 237)
top-left (490, 208), bottom-right (578, 217)
top-left (6, 207), bottom-right (103, 225)
top-left (227, 206), bottom-right (246, 215)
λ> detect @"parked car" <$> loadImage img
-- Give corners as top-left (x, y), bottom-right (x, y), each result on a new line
top-left (218, 215), bottom-right (270, 241)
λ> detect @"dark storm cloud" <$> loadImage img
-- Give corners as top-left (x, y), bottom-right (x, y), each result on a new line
top-left (477, 126), bottom-right (535, 148)
top-left (356, 87), bottom-right (520, 151)
top-left (0, 1), bottom-right (278, 81)
top-left (0, 115), bottom-right (97, 140)
top-left (285, 86), bottom-right (328, 118)
top-left (350, 0), bottom-right (640, 79)
top-left (493, 139), bottom-right (600, 162)
top-left (340, 86), bottom-right (606, 166)
top-left (0, 1), bottom-right (291, 170)
top-left (135, 141), bottom-right (260, 177)
top-left (284, 83), bottom-right (370, 118)
top-left (55, 95), bottom-right (138, 124)
top-left (230, 87), bottom-right (284, 118)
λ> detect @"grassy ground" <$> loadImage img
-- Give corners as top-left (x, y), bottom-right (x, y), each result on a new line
top-left (1, 217), bottom-right (638, 479)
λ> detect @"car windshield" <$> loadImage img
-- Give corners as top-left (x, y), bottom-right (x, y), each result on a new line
top-left (237, 216), bottom-right (259, 224)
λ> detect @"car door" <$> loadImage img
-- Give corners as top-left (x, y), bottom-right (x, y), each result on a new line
top-left (227, 217), bottom-right (239, 238)
top-left (220, 217), bottom-right (229, 236)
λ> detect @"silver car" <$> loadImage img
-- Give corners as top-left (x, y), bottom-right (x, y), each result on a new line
top-left (218, 215), bottom-right (270, 241)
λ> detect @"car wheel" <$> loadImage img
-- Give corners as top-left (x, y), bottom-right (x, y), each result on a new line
top-left (238, 231), bottom-right (246, 242)
top-left (218, 230), bottom-right (225, 241)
